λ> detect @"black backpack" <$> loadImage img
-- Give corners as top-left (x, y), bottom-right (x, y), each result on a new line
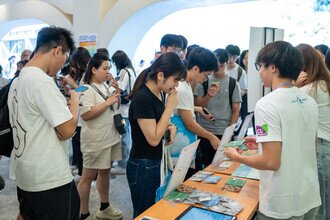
top-left (203, 77), bottom-right (237, 109)
top-left (0, 80), bottom-right (14, 157)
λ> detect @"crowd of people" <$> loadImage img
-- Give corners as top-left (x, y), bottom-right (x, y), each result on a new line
top-left (1, 25), bottom-right (329, 220)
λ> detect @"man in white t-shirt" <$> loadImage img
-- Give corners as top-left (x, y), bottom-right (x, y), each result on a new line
top-left (225, 44), bottom-right (247, 96)
top-left (169, 47), bottom-right (221, 174)
top-left (225, 41), bottom-right (321, 219)
top-left (8, 26), bottom-right (80, 219)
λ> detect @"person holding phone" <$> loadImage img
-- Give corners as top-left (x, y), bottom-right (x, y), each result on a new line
top-left (77, 52), bottom-right (122, 220)
top-left (111, 50), bottom-right (137, 170)
top-left (194, 48), bottom-right (241, 171)
top-left (127, 52), bottom-right (186, 218)
top-left (7, 26), bottom-right (80, 220)
top-left (168, 47), bottom-right (221, 177)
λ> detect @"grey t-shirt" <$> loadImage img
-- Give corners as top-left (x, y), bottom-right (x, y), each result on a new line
top-left (194, 74), bottom-right (241, 135)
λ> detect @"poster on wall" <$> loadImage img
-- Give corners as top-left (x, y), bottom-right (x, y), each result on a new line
top-left (79, 34), bottom-right (97, 56)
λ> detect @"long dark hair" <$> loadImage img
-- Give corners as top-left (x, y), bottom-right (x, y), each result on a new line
top-left (128, 52), bottom-right (187, 99)
top-left (111, 50), bottom-right (136, 76)
top-left (70, 47), bottom-right (91, 83)
top-left (296, 43), bottom-right (330, 96)
top-left (83, 52), bottom-right (110, 85)
top-left (239, 49), bottom-right (248, 71)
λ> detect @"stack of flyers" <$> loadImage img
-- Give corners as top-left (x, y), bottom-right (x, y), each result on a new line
top-left (203, 176), bottom-right (221, 184)
top-left (219, 161), bottom-right (233, 170)
top-left (189, 171), bottom-right (214, 182)
top-left (165, 190), bottom-right (190, 202)
top-left (176, 184), bottom-right (196, 194)
top-left (222, 177), bottom-right (246, 192)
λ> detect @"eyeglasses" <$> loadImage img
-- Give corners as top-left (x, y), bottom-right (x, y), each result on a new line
top-left (255, 62), bottom-right (262, 71)
top-left (55, 46), bottom-right (70, 67)
top-left (202, 71), bottom-right (209, 79)
top-left (62, 49), bottom-right (70, 67)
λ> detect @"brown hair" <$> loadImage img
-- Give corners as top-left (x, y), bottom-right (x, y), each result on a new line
top-left (296, 43), bottom-right (330, 96)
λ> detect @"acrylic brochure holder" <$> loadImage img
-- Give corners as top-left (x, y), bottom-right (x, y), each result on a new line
top-left (164, 139), bottom-right (200, 197)
top-left (211, 124), bottom-right (236, 169)
top-left (236, 113), bottom-right (254, 141)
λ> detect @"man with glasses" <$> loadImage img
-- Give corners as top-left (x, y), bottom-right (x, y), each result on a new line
top-left (194, 48), bottom-right (241, 171)
top-left (8, 26), bottom-right (80, 219)
top-left (225, 41), bottom-right (321, 220)
top-left (169, 47), bottom-right (221, 176)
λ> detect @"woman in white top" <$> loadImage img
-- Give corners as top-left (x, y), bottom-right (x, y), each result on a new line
top-left (296, 43), bottom-right (330, 220)
top-left (77, 52), bottom-right (122, 220)
top-left (111, 50), bottom-right (137, 169)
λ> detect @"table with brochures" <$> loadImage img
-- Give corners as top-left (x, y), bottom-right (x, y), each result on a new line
top-left (135, 173), bottom-right (259, 220)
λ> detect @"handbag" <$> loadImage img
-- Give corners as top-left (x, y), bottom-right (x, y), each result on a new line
top-left (90, 83), bottom-right (126, 135)
top-left (113, 113), bottom-right (126, 134)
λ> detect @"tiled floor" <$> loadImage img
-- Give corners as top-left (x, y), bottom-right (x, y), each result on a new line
top-left (0, 157), bottom-right (133, 220)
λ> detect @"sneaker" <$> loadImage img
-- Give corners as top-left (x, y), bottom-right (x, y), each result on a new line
top-left (85, 215), bottom-right (95, 220)
top-left (95, 205), bottom-right (122, 220)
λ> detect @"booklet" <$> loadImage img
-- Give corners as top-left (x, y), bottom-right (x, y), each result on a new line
top-left (222, 177), bottom-right (246, 193)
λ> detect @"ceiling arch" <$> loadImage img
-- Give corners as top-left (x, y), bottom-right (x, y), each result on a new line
top-left (100, 0), bottom-right (251, 58)
top-left (0, 0), bottom-right (72, 40)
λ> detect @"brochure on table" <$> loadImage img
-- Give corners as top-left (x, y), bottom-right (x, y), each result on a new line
top-left (237, 113), bottom-right (254, 141)
top-left (232, 164), bottom-right (260, 180)
top-left (164, 139), bottom-right (200, 197)
top-left (211, 124), bottom-right (236, 169)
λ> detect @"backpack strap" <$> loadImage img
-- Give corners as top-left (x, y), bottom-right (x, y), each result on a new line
top-left (202, 78), bottom-right (209, 96)
top-left (123, 68), bottom-right (132, 93)
top-left (237, 66), bottom-right (243, 82)
top-left (228, 77), bottom-right (236, 110)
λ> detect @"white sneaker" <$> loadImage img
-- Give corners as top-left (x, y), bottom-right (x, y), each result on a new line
top-left (95, 205), bottom-right (122, 220)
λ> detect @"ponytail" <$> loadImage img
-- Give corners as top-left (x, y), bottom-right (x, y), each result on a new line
top-left (128, 67), bottom-right (151, 99)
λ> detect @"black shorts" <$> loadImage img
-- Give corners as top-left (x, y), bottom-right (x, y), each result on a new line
top-left (17, 180), bottom-right (80, 220)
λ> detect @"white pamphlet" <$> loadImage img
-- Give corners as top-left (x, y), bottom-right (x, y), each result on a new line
top-left (164, 139), bottom-right (200, 197)
top-left (210, 124), bottom-right (236, 169)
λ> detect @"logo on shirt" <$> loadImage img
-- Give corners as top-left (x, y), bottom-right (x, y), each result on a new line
top-left (256, 124), bottom-right (268, 136)
top-left (291, 96), bottom-right (307, 104)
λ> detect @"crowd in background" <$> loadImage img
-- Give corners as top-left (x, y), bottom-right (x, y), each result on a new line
top-left (1, 26), bottom-right (329, 220)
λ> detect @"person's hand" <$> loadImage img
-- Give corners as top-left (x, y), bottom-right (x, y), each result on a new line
top-left (207, 84), bottom-right (220, 97)
top-left (198, 106), bottom-right (215, 121)
top-left (294, 71), bottom-right (308, 88)
top-left (224, 147), bottom-right (240, 161)
top-left (210, 135), bottom-right (221, 150)
top-left (166, 88), bottom-right (179, 110)
top-left (244, 136), bottom-right (258, 150)
top-left (106, 93), bottom-right (120, 107)
top-left (165, 124), bottom-right (176, 145)
top-left (62, 75), bottom-right (78, 89)
top-left (110, 80), bottom-right (120, 94)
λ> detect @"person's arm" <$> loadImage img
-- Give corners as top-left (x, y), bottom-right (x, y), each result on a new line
top-left (138, 89), bottom-right (178, 146)
top-left (117, 69), bottom-right (129, 93)
top-left (178, 109), bottom-right (220, 149)
top-left (225, 141), bottom-right (282, 171)
top-left (81, 93), bottom-right (120, 121)
top-left (194, 86), bottom-right (219, 107)
top-left (55, 90), bottom-right (79, 140)
top-left (230, 102), bottom-right (240, 125)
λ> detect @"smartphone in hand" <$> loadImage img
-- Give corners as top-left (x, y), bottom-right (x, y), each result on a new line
top-left (202, 107), bottom-right (211, 115)
top-left (75, 85), bottom-right (89, 92)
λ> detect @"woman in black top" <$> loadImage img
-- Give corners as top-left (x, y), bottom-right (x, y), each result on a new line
top-left (127, 52), bottom-right (186, 218)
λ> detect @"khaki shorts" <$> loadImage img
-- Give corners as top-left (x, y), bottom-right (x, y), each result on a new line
top-left (82, 142), bottom-right (121, 169)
